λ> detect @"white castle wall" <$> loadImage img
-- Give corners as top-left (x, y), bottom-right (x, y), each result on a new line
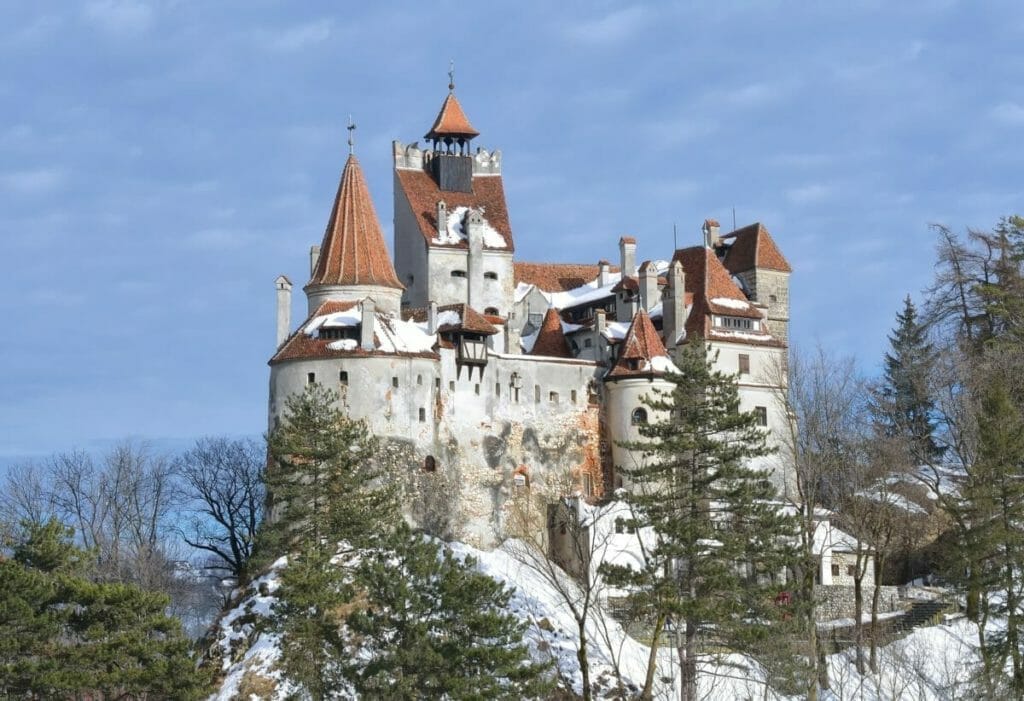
top-left (269, 350), bottom-right (604, 547)
top-left (604, 376), bottom-right (673, 488)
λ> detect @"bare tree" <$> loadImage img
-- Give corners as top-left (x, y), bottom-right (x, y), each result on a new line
top-left (767, 345), bottom-right (866, 700)
top-left (175, 436), bottom-right (264, 582)
top-left (0, 460), bottom-right (56, 530)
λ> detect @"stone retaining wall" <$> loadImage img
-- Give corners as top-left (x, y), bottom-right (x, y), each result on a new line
top-left (815, 584), bottom-right (901, 620)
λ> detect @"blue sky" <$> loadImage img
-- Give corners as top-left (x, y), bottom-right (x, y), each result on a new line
top-left (2, 1), bottom-right (1023, 461)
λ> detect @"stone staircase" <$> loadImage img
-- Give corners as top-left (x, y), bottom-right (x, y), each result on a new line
top-left (896, 599), bottom-right (951, 631)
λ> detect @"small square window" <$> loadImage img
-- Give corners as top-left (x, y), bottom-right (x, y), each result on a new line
top-left (417, 375), bottom-right (423, 385)
top-left (392, 377), bottom-right (399, 388)
top-left (449, 380), bottom-right (455, 391)
top-left (495, 382), bottom-right (501, 396)
top-left (549, 391), bottom-right (558, 403)
top-left (435, 378), bottom-right (441, 390)
top-left (831, 564), bottom-right (840, 577)
top-left (738, 354), bottom-right (750, 375)
top-left (754, 406), bottom-right (768, 426)
top-left (535, 385), bottom-right (541, 403)
top-left (571, 390), bottom-right (577, 403)
top-left (847, 565), bottom-right (856, 577)
top-left (475, 383), bottom-right (480, 396)
top-left (306, 372), bottom-right (316, 385)
top-left (339, 370), bottom-right (348, 385)
top-left (584, 338), bottom-right (593, 348)
top-left (418, 408), bottom-right (426, 422)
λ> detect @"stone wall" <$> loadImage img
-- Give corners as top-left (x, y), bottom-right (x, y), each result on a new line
top-left (814, 584), bottom-right (901, 621)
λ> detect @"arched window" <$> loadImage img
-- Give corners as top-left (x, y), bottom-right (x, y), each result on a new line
top-left (423, 455), bottom-right (437, 472)
top-left (631, 407), bottom-right (648, 425)
top-left (484, 306), bottom-right (499, 315)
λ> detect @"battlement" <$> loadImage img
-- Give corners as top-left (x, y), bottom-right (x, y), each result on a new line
top-left (393, 140), bottom-right (502, 176)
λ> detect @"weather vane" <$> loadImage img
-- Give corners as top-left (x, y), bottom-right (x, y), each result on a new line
top-left (347, 115), bottom-right (356, 155)
top-left (448, 59), bottom-right (455, 92)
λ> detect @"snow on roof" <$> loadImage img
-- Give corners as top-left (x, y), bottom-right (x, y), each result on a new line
top-left (432, 205), bottom-right (507, 249)
top-left (709, 296), bottom-right (755, 311)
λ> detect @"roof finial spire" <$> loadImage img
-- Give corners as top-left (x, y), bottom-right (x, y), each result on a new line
top-left (448, 59), bottom-right (455, 92)
top-left (346, 115), bottom-right (356, 155)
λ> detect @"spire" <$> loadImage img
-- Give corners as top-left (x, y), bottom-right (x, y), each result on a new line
top-left (425, 71), bottom-right (479, 142)
top-left (530, 308), bottom-right (572, 358)
top-left (346, 115), bottom-right (356, 155)
top-left (307, 154), bottom-right (403, 291)
top-left (607, 309), bottom-right (671, 378)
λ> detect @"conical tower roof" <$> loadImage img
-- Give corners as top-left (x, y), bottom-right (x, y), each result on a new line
top-left (530, 307), bottom-right (573, 358)
top-left (307, 154), bottom-right (403, 290)
top-left (607, 309), bottom-right (671, 378)
top-left (425, 92), bottom-right (480, 140)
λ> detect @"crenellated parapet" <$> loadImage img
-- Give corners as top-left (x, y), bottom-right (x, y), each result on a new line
top-left (393, 140), bottom-right (502, 176)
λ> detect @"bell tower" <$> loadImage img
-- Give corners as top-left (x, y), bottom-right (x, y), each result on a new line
top-left (424, 63), bottom-right (479, 193)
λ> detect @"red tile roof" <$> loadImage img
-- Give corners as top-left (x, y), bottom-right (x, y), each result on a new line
top-left (307, 155), bottom-right (403, 291)
top-left (425, 92), bottom-right (480, 140)
top-left (671, 246), bottom-right (780, 345)
top-left (395, 168), bottom-right (514, 251)
top-left (514, 262), bottom-right (620, 292)
top-left (606, 309), bottom-right (670, 378)
top-left (619, 235), bottom-right (636, 244)
top-left (404, 303), bottom-right (499, 336)
top-left (530, 307), bottom-right (573, 358)
top-left (720, 222), bottom-right (792, 273)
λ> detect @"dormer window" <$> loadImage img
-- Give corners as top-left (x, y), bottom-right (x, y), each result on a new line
top-left (718, 316), bottom-right (757, 331)
top-left (457, 333), bottom-right (488, 366)
top-left (319, 326), bottom-right (359, 341)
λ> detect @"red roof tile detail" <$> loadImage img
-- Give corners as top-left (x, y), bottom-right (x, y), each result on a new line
top-left (672, 246), bottom-right (773, 341)
top-left (619, 235), bottom-right (636, 244)
top-left (395, 169), bottom-right (514, 251)
top-left (607, 309), bottom-right (670, 378)
top-left (308, 155), bottom-right (403, 290)
top-left (513, 262), bottom-right (620, 292)
top-left (720, 222), bottom-right (792, 273)
top-left (404, 303), bottom-right (499, 336)
top-left (530, 308), bottom-right (573, 358)
top-left (425, 93), bottom-right (480, 140)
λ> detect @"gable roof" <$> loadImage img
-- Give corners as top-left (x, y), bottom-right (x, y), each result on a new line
top-left (530, 308), bottom-right (573, 358)
top-left (395, 168), bottom-right (514, 251)
top-left (672, 246), bottom-right (782, 346)
top-left (307, 155), bottom-right (403, 291)
top-left (606, 309), bottom-right (674, 378)
top-left (425, 92), bottom-right (480, 140)
top-left (514, 262), bottom-right (620, 292)
top-left (720, 222), bottom-right (792, 273)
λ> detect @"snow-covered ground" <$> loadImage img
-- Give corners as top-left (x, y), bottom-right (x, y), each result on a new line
top-left (206, 541), bottom-right (991, 701)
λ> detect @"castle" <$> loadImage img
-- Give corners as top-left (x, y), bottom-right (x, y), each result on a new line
top-left (268, 84), bottom-right (794, 547)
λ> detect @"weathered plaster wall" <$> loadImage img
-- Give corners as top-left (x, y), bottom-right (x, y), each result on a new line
top-left (270, 350), bottom-right (604, 547)
top-left (392, 173), bottom-right (429, 307)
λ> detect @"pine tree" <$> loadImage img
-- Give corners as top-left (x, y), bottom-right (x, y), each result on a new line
top-left (257, 382), bottom-right (400, 562)
top-left (602, 342), bottom-right (797, 701)
top-left (875, 295), bottom-right (941, 465)
top-left (345, 524), bottom-right (552, 700)
top-left (0, 519), bottom-right (208, 699)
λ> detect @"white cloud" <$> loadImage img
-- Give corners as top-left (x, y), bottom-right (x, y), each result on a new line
top-left (564, 6), bottom-right (652, 45)
top-left (0, 167), bottom-right (66, 194)
top-left (83, 0), bottom-right (155, 36)
top-left (990, 102), bottom-right (1024, 125)
top-left (266, 19), bottom-right (333, 52)
top-left (786, 183), bottom-right (833, 205)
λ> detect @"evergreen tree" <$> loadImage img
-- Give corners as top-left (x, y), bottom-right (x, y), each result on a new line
top-left (874, 295), bottom-right (941, 464)
top-left (0, 519), bottom-right (208, 699)
top-left (257, 382), bottom-right (400, 562)
top-left (345, 524), bottom-right (552, 700)
top-left (602, 342), bottom-right (797, 701)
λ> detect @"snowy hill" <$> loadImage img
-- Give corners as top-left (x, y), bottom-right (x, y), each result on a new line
top-left (203, 541), bottom-right (986, 700)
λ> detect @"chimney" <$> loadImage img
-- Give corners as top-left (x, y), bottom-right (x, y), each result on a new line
top-left (275, 275), bottom-right (292, 347)
top-left (309, 245), bottom-right (321, 277)
top-left (597, 260), bottom-right (611, 287)
top-left (594, 309), bottom-right (607, 364)
top-left (618, 236), bottom-right (637, 277)
top-left (702, 219), bottom-right (721, 248)
top-left (360, 298), bottom-right (375, 351)
top-left (663, 260), bottom-right (686, 351)
top-left (466, 208), bottom-right (484, 307)
top-left (427, 300), bottom-right (438, 334)
top-left (639, 261), bottom-right (658, 312)
top-left (436, 200), bottom-right (448, 239)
